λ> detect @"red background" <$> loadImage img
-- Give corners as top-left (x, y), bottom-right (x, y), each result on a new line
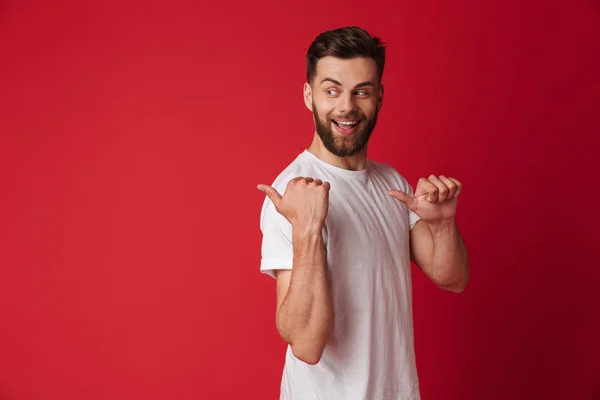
top-left (1, 1), bottom-right (599, 399)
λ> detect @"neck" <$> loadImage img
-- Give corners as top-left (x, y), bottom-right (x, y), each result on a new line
top-left (307, 132), bottom-right (368, 171)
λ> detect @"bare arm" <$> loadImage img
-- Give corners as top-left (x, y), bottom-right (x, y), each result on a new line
top-left (275, 228), bottom-right (333, 365)
top-left (410, 219), bottom-right (469, 292)
top-left (258, 177), bottom-right (334, 365)
top-left (389, 175), bottom-right (469, 293)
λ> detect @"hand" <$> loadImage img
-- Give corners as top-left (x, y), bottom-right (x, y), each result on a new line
top-left (388, 175), bottom-right (462, 223)
top-left (257, 177), bottom-right (330, 233)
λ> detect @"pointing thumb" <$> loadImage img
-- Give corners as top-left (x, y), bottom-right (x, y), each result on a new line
top-left (388, 189), bottom-right (416, 210)
top-left (257, 184), bottom-right (282, 206)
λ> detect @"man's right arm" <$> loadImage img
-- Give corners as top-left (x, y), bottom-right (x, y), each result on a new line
top-left (258, 177), bottom-right (334, 365)
top-left (275, 228), bottom-right (333, 365)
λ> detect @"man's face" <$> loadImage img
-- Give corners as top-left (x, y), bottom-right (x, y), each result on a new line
top-left (305, 56), bottom-right (383, 157)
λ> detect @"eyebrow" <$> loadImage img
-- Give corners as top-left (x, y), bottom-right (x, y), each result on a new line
top-left (320, 77), bottom-right (376, 89)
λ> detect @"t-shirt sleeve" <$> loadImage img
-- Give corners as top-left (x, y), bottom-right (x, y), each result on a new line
top-left (406, 183), bottom-right (422, 230)
top-left (259, 180), bottom-right (294, 279)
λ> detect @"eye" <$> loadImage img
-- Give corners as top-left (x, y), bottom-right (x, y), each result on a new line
top-left (355, 90), bottom-right (369, 97)
top-left (327, 89), bottom-right (339, 96)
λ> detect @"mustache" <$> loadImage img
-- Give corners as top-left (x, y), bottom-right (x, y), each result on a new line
top-left (329, 114), bottom-right (364, 120)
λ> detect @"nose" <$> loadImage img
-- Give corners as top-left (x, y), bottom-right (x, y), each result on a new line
top-left (337, 92), bottom-right (356, 115)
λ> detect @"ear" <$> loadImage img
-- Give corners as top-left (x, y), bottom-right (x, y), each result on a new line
top-left (303, 82), bottom-right (313, 111)
top-left (377, 84), bottom-right (384, 110)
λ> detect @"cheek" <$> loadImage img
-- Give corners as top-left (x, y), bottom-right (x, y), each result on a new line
top-left (359, 102), bottom-right (378, 117)
top-left (314, 102), bottom-right (335, 119)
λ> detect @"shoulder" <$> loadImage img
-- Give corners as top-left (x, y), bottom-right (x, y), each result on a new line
top-left (269, 151), bottom-right (336, 190)
top-left (259, 151), bottom-right (314, 228)
top-left (368, 159), bottom-right (411, 190)
top-left (268, 152), bottom-right (313, 191)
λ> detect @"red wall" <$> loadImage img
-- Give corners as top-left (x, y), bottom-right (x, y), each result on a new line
top-left (1, 1), bottom-right (598, 399)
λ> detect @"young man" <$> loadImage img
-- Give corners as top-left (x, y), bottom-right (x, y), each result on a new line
top-left (257, 26), bottom-right (469, 400)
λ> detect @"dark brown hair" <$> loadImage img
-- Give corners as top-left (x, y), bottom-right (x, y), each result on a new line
top-left (306, 26), bottom-right (386, 84)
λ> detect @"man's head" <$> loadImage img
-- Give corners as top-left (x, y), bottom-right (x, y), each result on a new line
top-left (304, 26), bottom-right (386, 158)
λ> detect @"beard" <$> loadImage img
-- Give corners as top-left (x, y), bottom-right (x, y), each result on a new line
top-left (313, 103), bottom-right (379, 157)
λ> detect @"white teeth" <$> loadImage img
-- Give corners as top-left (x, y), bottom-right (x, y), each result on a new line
top-left (336, 120), bottom-right (358, 126)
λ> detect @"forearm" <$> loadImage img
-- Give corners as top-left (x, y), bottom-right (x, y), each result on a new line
top-left (428, 220), bottom-right (469, 292)
top-left (277, 228), bottom-right (334, 364)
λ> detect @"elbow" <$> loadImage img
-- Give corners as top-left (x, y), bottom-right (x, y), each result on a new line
top-left (290, 341), bottom-right (326, 365)
top-left (277, 312), bottom-right (334, 366)
top-left (434, 270), bottom-right (469, 293)
top-left (444, 281), bottom-right (467, 293)
top-left (280, 322), bottom-right (332, 365)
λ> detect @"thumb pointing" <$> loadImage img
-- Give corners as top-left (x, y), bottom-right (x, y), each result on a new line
top-left (257, 184), bottom-right (282, 206)
top-left (388, 190), bottom-right (416, 210)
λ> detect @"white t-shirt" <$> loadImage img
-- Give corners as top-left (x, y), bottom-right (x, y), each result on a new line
top-left (259, 150), bottom-right (422, 400)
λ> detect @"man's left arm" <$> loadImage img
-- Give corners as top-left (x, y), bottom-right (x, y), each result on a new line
top-left (389, 174), bottom-right (469, 293)
top-left (409, 219), bottom-right (469, 293)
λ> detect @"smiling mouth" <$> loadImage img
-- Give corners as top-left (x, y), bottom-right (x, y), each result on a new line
top-left (332, 119), bottom-right (360, 127)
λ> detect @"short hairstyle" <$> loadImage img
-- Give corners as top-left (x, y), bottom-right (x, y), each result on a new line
top-left (306, 26), bottom-right (386, 84)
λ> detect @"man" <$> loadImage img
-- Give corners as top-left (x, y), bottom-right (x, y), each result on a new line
top-left (257, 26), bottom-right (469, 400)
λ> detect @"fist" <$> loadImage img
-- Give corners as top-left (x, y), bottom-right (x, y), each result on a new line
top-left (257, 177), bottom-right (330, 233)
top-left (388, 175), bottom-right (462, 223)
